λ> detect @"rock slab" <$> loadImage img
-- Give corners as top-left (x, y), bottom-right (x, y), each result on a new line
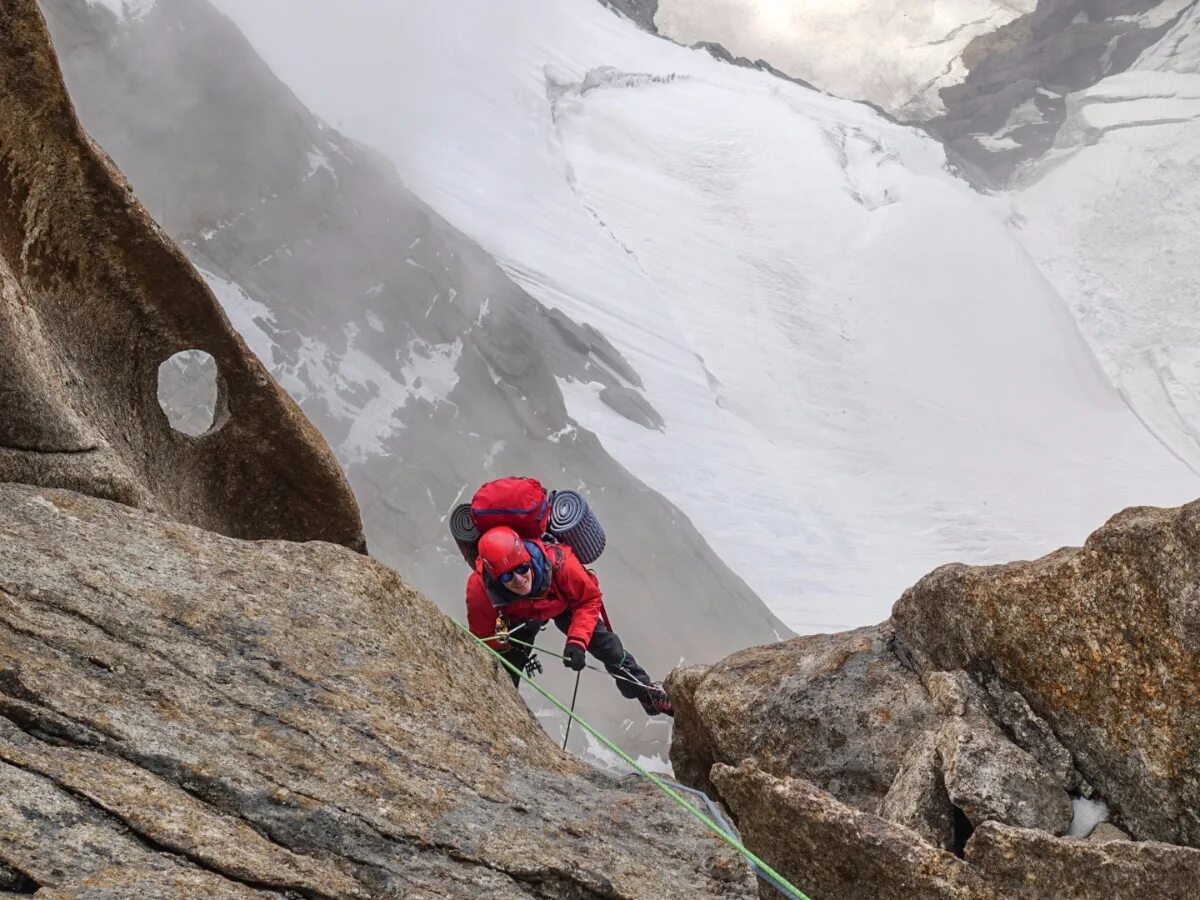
top-left (713, 761), bottom-right (1200, 900)
top-left (0, 484), bottom-right (754, 898)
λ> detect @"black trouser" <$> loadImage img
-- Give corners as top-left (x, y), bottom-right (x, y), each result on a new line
top-left (500, 615), bottom-right (655, 700)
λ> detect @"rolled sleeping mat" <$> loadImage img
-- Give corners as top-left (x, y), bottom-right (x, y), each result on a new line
top-left (548, 490), bottom-right (606, 565)
top-left (449, 503), bottom-right (480, 568)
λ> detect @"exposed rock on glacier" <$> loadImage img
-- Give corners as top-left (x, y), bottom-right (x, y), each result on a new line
top-left (650, 0), bottom-right (1197, 186)
top-left (927, 0), bottom-right (1194, 185)
top-left (0, 483), bottom-right (754, 898)
top-left (0, 0), bottom-right (362, 550)
top-left (1012, 18), bottom-right (1200, 483)
top-left (894, 499), bottom-right (1200, 846)
top-left (600, 0), bottom-right (658, 32)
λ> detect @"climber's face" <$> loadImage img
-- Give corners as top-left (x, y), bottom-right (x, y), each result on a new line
top-left (501, 563), bottom-right (534, 596)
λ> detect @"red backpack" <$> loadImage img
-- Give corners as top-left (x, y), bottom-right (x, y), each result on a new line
top-left (470, 476), bottom-right (551, 538)
top-left (450, 477), bottom-right (606, 573)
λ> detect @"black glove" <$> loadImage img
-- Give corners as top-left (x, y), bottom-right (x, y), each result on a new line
top-left (562, 642), bottom-right (586, 671)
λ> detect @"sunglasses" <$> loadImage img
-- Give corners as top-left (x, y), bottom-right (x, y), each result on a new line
top-left (498, 563), bottom-right (532, 584)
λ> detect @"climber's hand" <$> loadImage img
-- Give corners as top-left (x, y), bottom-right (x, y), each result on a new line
top-left (563, 642), bottom-right (586, 671)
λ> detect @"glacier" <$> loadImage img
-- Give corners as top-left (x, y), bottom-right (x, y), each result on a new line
top-left (1012, 1), bottom-right (1200, 480)
top-left (205, 0), bottom-right (1200, 632)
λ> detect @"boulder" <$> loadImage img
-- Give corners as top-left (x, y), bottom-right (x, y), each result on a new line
top-left (919, 671), bottom-right (1072, 833)
top-left (668, 624), bottom-right (1071, 844)
top-left (937, 719), bottom-right (1073, 834)
top-left (0, 484), bottom-right (754, 898)
top-left (710, 761), bottom-right (989, 900)
top-left (0, 0), bottom-right (362, 549)
top-left (1088, 823), bottom-right (1132, 843)
top-left (967, 821), bottom-right (1200, 899)
top-left (878, 730), bottom-right (956, 851)
top-left (893, 500), bottom-right (1200, 845)
top-left (709, 761), bottom-right (1200, 899)
top-left (667, 624), bottom-right (941, 815)
top-left (876, 670), bottom-right (1072, 843)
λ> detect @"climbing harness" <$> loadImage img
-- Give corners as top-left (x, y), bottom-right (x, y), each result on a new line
top-left (458, 620), bottom-right (810, 900)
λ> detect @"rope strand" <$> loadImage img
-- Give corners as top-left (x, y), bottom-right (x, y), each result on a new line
top-left (458, 620), bottom-right (810, 900)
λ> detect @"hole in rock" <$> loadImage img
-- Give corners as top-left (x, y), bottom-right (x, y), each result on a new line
top-left (157, 350), bottom-right (219, 436)
top-left (951, 806), bottom-right (975, 859)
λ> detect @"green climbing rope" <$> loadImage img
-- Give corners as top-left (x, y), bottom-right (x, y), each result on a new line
top-left (456, 620), bottom-right (811, 900)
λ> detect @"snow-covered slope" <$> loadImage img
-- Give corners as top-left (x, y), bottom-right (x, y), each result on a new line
top-left (1012, 3), bottom-right (1200, 477)
top-left (653, 0), bottom-right (1035, 118)
top-left (208, 0), bottom-right (1199, 631)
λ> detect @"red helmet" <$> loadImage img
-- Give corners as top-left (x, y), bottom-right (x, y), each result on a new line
top-left (478, 526), bottom-right (531, 577)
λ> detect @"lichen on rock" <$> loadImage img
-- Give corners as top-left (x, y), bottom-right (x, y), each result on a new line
top-left (894, 500), bottom-right (1200, 846)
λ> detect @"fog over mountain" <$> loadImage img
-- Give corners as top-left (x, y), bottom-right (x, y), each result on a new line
top-left (650, 0), bottom-right (1199, 185)
top-left (42, 0), bottom-right (791, 766)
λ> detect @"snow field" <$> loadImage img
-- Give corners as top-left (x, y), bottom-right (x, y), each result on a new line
top-left (207, 0), bottom-right (1200, 631)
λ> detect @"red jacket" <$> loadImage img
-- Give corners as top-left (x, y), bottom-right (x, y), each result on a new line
top-left (466, 540), bottom-right (603, 650)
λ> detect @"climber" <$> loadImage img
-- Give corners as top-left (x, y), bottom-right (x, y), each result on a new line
top-left (466, 526), bottom-right (673, 716)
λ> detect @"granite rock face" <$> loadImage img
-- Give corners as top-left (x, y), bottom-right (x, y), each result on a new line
top-left (894, 500), bottom-right (1200, 846)
top-left (937, 719), bottom-right (1073, 834)
top-left (666, 624), bottom-right (941, 814)
top-left (0, 0), bottom-right (363, 550)
top-left (668, 624), bottom-right (1076, 849)
top-left (671, 497), bottom-right (1200, 892)
top-left (712, 761), bottom-right (1200, 900)
top-left (878, 731), bottom-right (956, 850)
top-left (0, 484), bottom-right (755, 898)
top-left (967, 820), bottom-right (1200, 899)
top-left (711, 762), bottom-right (987, 900)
